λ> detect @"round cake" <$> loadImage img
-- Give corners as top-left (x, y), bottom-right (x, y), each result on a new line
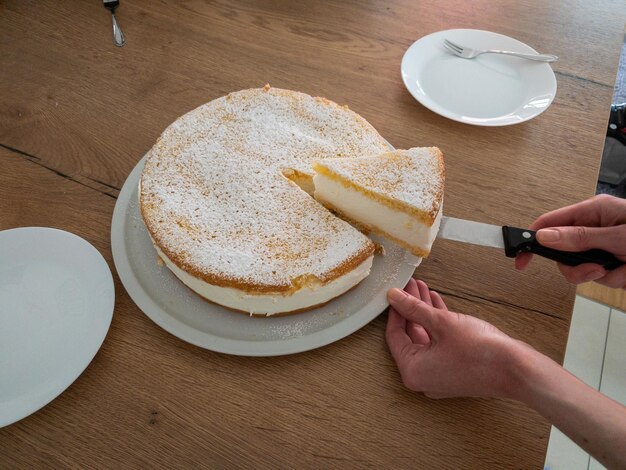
top-left (140, 86), bottom-right (390, 316)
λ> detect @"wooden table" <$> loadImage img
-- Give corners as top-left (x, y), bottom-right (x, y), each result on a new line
top-left (1, 1), bottom-right (624, 467)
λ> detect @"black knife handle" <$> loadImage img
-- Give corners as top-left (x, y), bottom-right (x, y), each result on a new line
top-left (502, 226), bottom-right (624, 270)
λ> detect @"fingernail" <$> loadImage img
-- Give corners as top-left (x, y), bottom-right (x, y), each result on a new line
top-left (537, 229), bottom-right (560, 243)
top-left (388, 289), bottom-right (408, 303)
top-left (583, 270), bottom-right (604, 282)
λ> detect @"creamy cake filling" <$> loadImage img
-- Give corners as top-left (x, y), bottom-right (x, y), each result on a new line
top-left (152, 241), bottom-right (373, 316)
top-left (313, 173), bottom-right (442, 255)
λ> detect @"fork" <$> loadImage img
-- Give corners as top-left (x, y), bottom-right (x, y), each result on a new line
top-left (103, 0), bottom-right (126, 47)
top-left (443, 39), bottom-right (558, 63)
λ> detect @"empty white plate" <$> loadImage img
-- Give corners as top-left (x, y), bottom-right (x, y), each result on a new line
top-left (0, 228), bottom-right (114, 428)
top-left (401, 29), bottom-right (557, 126)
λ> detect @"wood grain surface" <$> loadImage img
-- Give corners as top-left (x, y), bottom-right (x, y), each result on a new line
top-left (1, 0), bottom-right (625, 468)
top-left (578, 282), bottom-right (626, 311)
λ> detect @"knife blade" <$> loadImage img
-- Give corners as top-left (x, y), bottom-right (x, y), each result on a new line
top-left (438, 216), bottom-right (624, 270)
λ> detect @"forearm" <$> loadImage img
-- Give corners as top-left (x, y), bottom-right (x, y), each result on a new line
top-left (507, 344), bottom-right (626, 468)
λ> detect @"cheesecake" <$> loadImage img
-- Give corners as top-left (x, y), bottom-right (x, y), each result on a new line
top-left (139, 86), bottom-right (390, 316)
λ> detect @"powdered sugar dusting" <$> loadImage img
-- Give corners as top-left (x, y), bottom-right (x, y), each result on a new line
top-left (140, 87), bottom-right (389, 289)
top-left (317, 147), bottom-right (444, 222)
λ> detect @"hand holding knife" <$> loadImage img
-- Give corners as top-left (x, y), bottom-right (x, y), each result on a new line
top-left (438, 216), bottom-right (625, 270)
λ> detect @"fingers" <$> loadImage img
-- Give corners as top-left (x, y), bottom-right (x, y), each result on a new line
top-left (416, 280), bottom-right (433, 306)
top-left (536, 226), bottom-right (626, 255)
top-left (430, 290), bottom-right (447, 310)
top-left (521, 196), bottom-right (612, 272)
top-left (530, 195), bottom-right (612, 229)
top-left (407, 322), bottom-right (431, 345)
top-left (530, 195), bottom-right (626, 230)
top-left (519, 196), bottom-right (626, 275)
top-left (530, 202), bottom-right (591, 230)
top-left (387, 288), bottom-right (438, 333)
top-left (595, 265), bottom-right (626, 289)
top-left (557, 263), bottom-right (606, 284)
top-left (565, 263), bottom-right (626, 289)
top-left (406, 278), bottom-right (445, 308)
top-left (385, 307), bottom-right (414, 363)
top-left (403, 279), bottom-right (434, 344)
top-left (515, 252), bottom-right (533, 271)
top-left (404, 278), bottom-right (422, 301)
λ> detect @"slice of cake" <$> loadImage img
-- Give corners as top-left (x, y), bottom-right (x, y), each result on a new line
top-left (312, 147), bottom-right (444, 257)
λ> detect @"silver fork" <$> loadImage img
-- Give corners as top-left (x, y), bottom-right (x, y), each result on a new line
top-left (443, 39), bottom-right (558, 63)
top-left (103, 0), bottom-right (126, 47)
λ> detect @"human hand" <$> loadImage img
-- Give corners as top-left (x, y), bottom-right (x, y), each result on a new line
top-left (385, 279), bottom-right (524, 399)
top-left (516, 194), bottom-right (626, 288)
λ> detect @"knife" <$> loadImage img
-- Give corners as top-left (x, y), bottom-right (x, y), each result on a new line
top-left (438, 216), bottom-right (624, 270)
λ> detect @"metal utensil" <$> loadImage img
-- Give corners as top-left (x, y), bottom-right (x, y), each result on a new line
top-left (443, 38), bottom-right (558, 63)
top-left (103, 0), bottom-right (125, 47)
top-left (438, 216), bottom-right (623, 269)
